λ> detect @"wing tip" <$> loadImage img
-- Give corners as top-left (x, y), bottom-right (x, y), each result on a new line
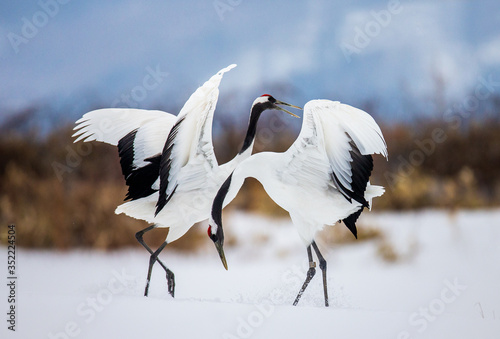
top-left (213, 64), bottom-right (237, 81)
top-left (155, 185), bottom-right (177, 216)
top-left (222, 64), bottom-right (237, 73)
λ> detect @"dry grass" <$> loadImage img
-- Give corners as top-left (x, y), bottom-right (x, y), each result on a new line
top-left (319, 223), bottom-right (384, 245)
top-left (0, 127), bottom-right (207, 251)
top-left (1, 113), bottom-right (500, 250)
top-left (376, 241), bottom-right (399, 262)
top-left (317, 222), bottom-right (405, 263)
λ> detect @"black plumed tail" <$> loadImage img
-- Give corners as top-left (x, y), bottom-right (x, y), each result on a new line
top-left (342, 208), bottom-right (364, 239)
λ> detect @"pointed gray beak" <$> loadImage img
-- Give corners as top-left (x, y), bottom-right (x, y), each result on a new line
top-left (214, 239), bottom-right (228, 270)
top-left (274, 100), bottom-right (302, 118)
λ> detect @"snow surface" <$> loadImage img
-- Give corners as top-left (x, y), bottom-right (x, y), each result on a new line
top-left (2, 210), bottom-right (500, 338)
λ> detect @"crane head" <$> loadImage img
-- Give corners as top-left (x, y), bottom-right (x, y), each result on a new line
top-left (208, 223), bottom-right (228, 270)
top-left (252, 94), bottom-right (301, 118)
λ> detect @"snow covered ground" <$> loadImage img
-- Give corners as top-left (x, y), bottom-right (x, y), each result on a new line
top-left (2, 210), bottom-right (500, 338)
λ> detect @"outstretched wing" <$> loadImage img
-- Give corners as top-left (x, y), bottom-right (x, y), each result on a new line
top-left (283, 100), bottom-right (387, 207)
top-left (155, 64), bottom-right (237, 215)
top-left (315, 101), bottom-right (387, 206)
top-left (73, 108), bottom-right (176, 200)
top-left (73, 108), bottom-right (172, 146)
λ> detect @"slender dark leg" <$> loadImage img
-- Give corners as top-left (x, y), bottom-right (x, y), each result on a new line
top-left (144, 241), bottom-right (171, 297)
top-left (293, 245), bottom-right (316, 306)
top-left (136, 225), bottom-right (175, 297)
top-left (135, 225), bottom-right (171, 272)
top-left (311, 241), bottom-right (329, 307)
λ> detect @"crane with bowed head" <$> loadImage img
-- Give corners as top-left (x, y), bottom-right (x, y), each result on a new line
top-left (73, 64), bottom-right (300, 297)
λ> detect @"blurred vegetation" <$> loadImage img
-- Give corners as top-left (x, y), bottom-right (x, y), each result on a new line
top-left (1, 94), bottom-right (500, 250)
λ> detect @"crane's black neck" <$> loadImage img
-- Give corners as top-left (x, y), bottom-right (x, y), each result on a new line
top-left (238, 103), bottom-right (266, 154)
top-left (211, 173), bottom-right (233, 228)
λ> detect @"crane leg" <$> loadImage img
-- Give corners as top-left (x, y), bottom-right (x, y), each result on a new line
top-left (144, 241), bottom-right (173, 297)
top-left (293, 245), bottom-right (316, 306)
top-left (136, 226), bottom-right (175, 297)
top-left (312, 241), bottom-right (329, 307)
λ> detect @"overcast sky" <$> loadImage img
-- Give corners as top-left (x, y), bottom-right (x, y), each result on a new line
top-left (1, 0), bottom-right (499, 123)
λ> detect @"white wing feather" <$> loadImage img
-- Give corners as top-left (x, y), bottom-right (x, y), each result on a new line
top-left (305, 100), bottom-right (387, 192)
top-left (131, 117), bottom-right (176, 168)
top-left (159, 64), bottom-right (236, 202)
top-left (279, 108), bottom-right (331, 190)
top-left (73, 108), bottom-right (176, 170)
top-left (282, 100), bottom-right (387, 199)
top-left (73, 108), bottom-right (174, 145)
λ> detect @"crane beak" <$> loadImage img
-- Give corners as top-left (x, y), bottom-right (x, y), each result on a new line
top-left (214, 239), bottom-right (228, 270)
top-left (274, 100), bottom-right (302, 118)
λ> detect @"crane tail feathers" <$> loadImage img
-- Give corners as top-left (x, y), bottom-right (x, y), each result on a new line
top-left (342, 208), bottom-right (363, 239)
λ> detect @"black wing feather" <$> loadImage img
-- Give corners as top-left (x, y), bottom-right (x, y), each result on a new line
top-left (155, 115), bottom-right (185, 215)
top-left (123, 155), bottom-right (161, 201)
top-left (117, 129), bottom-right (137, 180)
top-left (117, 130), bottom-right (161, 201)
top-left (331, 134), bottom-right (373, 208)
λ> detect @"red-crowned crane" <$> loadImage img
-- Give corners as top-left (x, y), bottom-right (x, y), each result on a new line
top-left (208, 99), bottom-right (387, 306)
top-left (73, 64), bottom-right (300, 297)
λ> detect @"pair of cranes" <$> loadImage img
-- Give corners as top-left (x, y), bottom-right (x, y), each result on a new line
top-left (73, 64), bottom-right (387, 307)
